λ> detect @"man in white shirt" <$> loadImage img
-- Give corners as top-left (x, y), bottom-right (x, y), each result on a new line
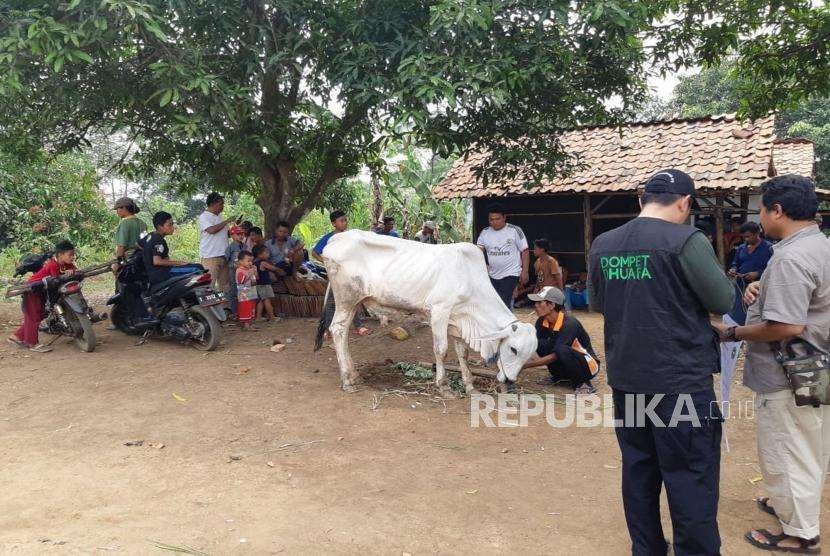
top-left (476, 203), bottom-right (529, 309)
top-left (198, 192), bottom-right (237, 294)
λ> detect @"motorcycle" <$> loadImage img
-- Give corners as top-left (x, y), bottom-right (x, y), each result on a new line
top-left (7, 269), bottom-right (108, 353)
top-left (108, 261), bottom-right (226, 351)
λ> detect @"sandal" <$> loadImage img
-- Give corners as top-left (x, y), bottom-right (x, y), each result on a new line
top-left (352, 327), bottom-right (372, 337)
top-left (744, 529), bottom-right (820, 553)
top-left (28, 344), bottom-right (53, 353)
top-left (6, 336), bottom-right (24, 348)
top-left (757, 497), bottom-right (778, 518)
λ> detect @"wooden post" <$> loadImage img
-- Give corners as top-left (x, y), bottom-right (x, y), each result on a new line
top-left (583, 194), bottom-right (592, 271)
top-left (715, 195), bottom-right (726, 267)
top-left (740, 190), bottom-right (749, 220)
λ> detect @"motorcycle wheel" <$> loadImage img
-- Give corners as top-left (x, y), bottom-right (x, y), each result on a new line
top-left (110, 302), bottom-right (141, 336)
top-left (187, 306), bottom-right (222, 351)
top-left (62, 304), bottom-right (96, 352)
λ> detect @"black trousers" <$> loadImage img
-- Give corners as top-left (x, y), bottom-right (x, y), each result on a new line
top-left (537, 339), bottom-right (594, 387)
top-left (490, 275), bottom-right (519, 310)
top-left (612, 389), bottom-right (722, 556)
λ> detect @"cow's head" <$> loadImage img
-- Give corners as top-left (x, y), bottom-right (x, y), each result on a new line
top-left (477, 322), bottom-right (538, 384)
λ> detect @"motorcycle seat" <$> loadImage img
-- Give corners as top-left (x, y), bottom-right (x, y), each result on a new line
top-left (148, 271), bottom-right (201, 294)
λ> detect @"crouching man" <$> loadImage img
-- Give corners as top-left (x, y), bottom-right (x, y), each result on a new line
top-left (521, 286), bottom-right (599, 395)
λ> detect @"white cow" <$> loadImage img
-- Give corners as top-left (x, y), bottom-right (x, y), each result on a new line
top-left (313, 230), bottom-right (538, 396)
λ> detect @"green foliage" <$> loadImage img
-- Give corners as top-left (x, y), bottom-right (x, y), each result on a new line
top-left (648, 2), bottom-right (829, 119)
top-left (0, 0), bottom-right (732, 226)
top-left (0, 149), bottom-right (117, 253)
top-left (379, 148), bottom-right (468, 241)
top-left (663, 60), bottom-right (830, 187)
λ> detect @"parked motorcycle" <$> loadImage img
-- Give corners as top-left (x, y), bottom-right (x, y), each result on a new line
top-left (108, 261), bottom-right (226, 351)
top-left (5, 264), bottom-right (110, 353)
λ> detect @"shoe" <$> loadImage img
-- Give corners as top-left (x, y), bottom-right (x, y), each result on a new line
top-left (574, 382), bottom-right (597, 395)
top-left (536, 375), bottom-right (571, 387)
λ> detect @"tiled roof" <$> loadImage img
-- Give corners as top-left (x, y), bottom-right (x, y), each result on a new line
top-left (434, 114), bottom-right (777, 199)
top-left (772, 138), bottom-right (815, 178)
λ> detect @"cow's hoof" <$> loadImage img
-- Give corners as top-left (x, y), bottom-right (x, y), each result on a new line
top-left (342, 384), bottom-right (359, 393)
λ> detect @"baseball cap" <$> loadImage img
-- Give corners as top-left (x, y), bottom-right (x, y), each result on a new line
top-left (229, 225), bottom-right (245, 235)
top-left (113, 197), bottom-right (139, 212)
top-left (423, 220), bottom-right (436, 230)
top-left (643, 169), bottom-right (700, 210)
top-left (527, 286), bottom-right (565, 305)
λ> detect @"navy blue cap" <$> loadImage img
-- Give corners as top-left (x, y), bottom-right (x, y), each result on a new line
top-left (644, 169), bottom-right (700, 210)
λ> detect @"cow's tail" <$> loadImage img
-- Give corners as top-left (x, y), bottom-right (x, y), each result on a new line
top-left (314, 284), bottom-right (333, 352)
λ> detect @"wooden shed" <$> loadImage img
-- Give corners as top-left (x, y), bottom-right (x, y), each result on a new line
top-left (434, 114), bottom-right (827, 274)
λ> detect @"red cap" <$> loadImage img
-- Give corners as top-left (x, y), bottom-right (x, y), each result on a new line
top-left (229, 225), bottom-right (244, 235)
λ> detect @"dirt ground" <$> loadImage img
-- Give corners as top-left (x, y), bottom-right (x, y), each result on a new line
top-left (0, 293), bottom-right (827, 555)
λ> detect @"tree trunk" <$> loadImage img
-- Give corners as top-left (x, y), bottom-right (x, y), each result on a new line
top-left (256, 161), bottom-right (339, 234)
top-left (371, 173), bottom-right (383, 226)
top-left (258, 164), bottom-right (296, 235)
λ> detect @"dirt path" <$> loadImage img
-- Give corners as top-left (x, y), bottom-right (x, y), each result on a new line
top-left (0, 301), bottom-right (826, 554)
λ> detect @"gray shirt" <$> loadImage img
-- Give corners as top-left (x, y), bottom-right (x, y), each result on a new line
top-left (744, 225), bottom-right (830, 393)
top-left (265, 236), bottom-right (300, 265)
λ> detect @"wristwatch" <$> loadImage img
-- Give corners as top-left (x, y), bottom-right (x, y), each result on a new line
top-left (724, 326), bottom-right (738, 341)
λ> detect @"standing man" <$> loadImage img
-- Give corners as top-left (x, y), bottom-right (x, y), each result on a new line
top-left (414, 221), bottom-right (438, 244)
top-left (313, 210), bottom-right (370, 336)
top-left (312, 210), bottom-right (349, 262)
top-left (112, 197), bottom-right (146, 262)
top-left (713, 175), bottom-right (829, 554)
top-left (588, 169), bottom-right (734, 556)
top-left (476, 203), bottom-right (529, 309)
top-left (727, 221), bottom-right (773, 324)
top-left (198, 192), bottom-right (236, 295)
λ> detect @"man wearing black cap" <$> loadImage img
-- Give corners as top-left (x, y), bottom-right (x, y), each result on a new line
top-left (588, 169), bottom-right (734, 556)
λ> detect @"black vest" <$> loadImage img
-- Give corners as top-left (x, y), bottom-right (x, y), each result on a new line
top-left (588, 217), bottom-right (719, 394)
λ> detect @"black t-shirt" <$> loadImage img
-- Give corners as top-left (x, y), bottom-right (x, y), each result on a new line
top-left (255, 259), bottom-right (272, 285)
top-left (534, 313), bottom-right (599, 361)
top-left (143, 232), bottom-right (170, 284)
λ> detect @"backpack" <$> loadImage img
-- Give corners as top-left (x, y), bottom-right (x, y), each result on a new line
top-left (14, 251), bottom-right (52, 277)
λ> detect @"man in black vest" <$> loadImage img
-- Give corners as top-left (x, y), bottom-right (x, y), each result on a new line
top-left (588, 169), bottom-right (735, 556)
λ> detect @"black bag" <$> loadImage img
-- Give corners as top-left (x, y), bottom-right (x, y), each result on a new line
top-left (773, 338), bottom-right (830, 408)
top-left (14, 251), bottom-right (52, 277)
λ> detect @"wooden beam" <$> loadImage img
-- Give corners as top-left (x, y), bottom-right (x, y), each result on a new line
top-left (590, 195), bottom-right (614, 214)
top-left (591, 212), bottom-right (640, 220)
top-left (740, 190), bottom-right (749, 217)
top-left (583, 194), bottom-right (592, 282)
top-left (715, 195), bottom-right (726, 267)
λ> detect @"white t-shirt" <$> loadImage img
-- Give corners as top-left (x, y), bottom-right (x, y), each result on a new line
top-left (198, 210), bottom-right (229, 258)
top-left (476, 223), bottom-right (528, 280)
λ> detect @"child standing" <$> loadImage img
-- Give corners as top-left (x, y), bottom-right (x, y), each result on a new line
top-left (252, 244), bottom-right (279, 322)
top-left (235, 251), bottom-right (258, 330)
top-left (225, 225), bottom-right (246, 318)
top-left (7, 240), bottom-right (77, 353)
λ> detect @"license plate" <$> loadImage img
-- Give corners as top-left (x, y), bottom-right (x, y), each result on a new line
top-left (197, 292), bottom-right (226, 306)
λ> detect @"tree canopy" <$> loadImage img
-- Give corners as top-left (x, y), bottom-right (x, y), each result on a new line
top-left (666, 60), bottom-right (829, 188)
top-left (0, 0), bottom-right (827, 226)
